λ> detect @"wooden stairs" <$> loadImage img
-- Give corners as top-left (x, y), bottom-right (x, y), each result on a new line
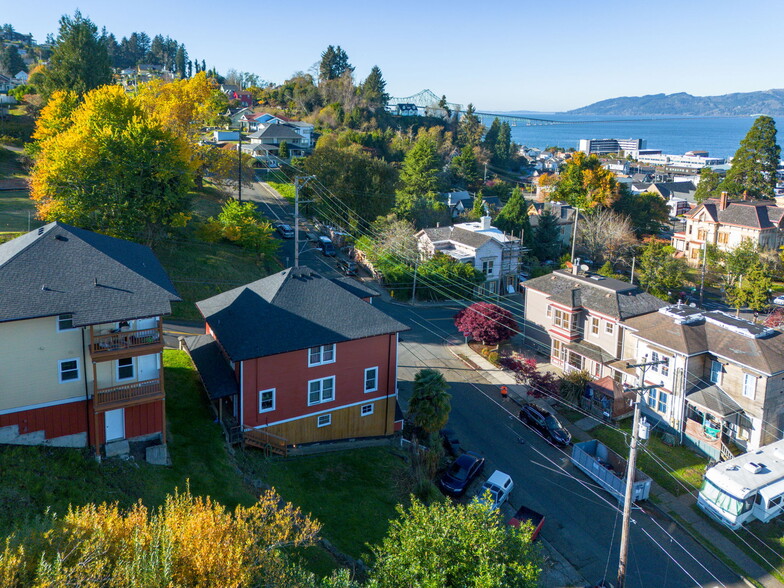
top-left (243, 428), bottom-right (288, 457)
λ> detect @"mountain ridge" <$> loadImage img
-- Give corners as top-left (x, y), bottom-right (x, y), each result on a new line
top-left (567, 89), bottom-right (784, 116)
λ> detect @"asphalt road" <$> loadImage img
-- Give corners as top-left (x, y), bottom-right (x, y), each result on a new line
top-left (380, 300), bottom-right (742, 588)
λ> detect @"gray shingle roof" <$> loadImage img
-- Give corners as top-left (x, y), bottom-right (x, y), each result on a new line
top-left (524, 270), bottom-right (665, 320)
top-left (691, 199), bottom-right (783, 229)
top-left (625, 309), bottom-right (784, 375)
top-left (419, 226), bottom-right (494, 250)
top-left (0, 222), bottom-right (180, 326)
top-left (686, 383), bottom-right (743, 417)
top-left (196, 267), bottom-right (409, 361)
top-left (247, 124), bottom-right (303, 141)
top-left (184, 334), bottom-right (239, 400)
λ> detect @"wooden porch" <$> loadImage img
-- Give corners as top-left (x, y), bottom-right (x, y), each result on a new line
top-left (90, 324), bottom-right (163, 361)
top-left (243, 428), bottom-right (288, 457)
top-left (94, 378), bottom-right (164, 411)
top-left (684, 417), bottom-right (735, 462)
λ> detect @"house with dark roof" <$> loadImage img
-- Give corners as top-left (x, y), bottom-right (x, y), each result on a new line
top-left (416, 217), bottom-right (524, 295)
top-left (623, 305), bottom-right (784, 460)
top-left (672, 192), bottom-right (784, 264)
top-left (185, 267), bottom-right (408, 450)
top-left (522, 268), bottom-right (664, 380)
top-left (527, 201), bottom-right (577, 248)
top-left (0, 223), bottom-right (180, 457)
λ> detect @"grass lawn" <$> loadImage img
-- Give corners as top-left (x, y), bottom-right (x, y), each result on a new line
top-left (0, 350), bottom-right (255, 537)
top-left (235, 446), bottom-right (409, 561)
top-left (0, 189), bottom-right (40, 233)
top-left (591, 420), bottom-right (707, 496)
top-left (266, 179), bottom-right (296, 202)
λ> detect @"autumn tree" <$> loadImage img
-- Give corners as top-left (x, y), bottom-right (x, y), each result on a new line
top-left (721, 116), bottom-right (780, 199)
top-left (30, 86), bottom-right (192, 244)
top-left (494, 186), bottom-right (531, 239)
top-left (454, 302), bottom-right (518, 345)
top-left (370, 497), bottom-right (540, 588)
top-left (39, 11), bottom-right (112, 100)
top-left (611, 191), bottom-right (668, 237)
top-left (408, 369), bottom-right (451, 436)
top-left (637, 238), bottom-right (687, 300)
top-left (552, 152), bottom-right (621, 210)
top-left (576, 208), bottom-right (637, 267)
top-left (694, 167), bottom-right (722, 203)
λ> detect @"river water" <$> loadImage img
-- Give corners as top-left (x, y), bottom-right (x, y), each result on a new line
top-left (500, 114), bottom-right (784, 159)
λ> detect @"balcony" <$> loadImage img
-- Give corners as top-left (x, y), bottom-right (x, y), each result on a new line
top-left (93, 378), bottom-right (163, 411)
top-left (90, 325), bottom-right (163, 360)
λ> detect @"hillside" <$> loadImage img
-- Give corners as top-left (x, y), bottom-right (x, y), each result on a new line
top-left (567, 89), bottom-right (784, 116)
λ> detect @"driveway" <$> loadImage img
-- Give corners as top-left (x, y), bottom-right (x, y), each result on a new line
top-left (381, 299), bottom-right (743, 588)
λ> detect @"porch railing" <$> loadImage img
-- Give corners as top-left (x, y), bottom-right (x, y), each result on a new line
top-left (243, 429), bottom-right (288, 457)
top-left (94, 378), bottom-right (163, 410)
top-left (91, 326), bottom-right (162, 356)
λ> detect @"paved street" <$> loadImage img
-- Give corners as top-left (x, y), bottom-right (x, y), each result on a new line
top-left (379, 300), bottom-right (742, 588)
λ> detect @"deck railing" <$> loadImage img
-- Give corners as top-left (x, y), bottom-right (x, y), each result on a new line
top-left (91, 326), bottom-right (162, 356)
top-left (94, 378), bottom-right (163, 410)
top-left (243, 428), bottom-right (288, 457)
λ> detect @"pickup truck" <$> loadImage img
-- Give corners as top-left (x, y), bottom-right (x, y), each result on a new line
top-left (507, 505), bottom-right (545, 541)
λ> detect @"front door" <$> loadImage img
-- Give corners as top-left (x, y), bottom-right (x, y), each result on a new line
top-left (137, 353), bottom-right (160, 382)
top-left (105, 408), bottom-right (125, 442)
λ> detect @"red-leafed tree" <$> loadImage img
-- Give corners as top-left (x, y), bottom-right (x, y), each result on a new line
top-left (500, 354), bottom-right (560, 398)
top-left (764, 307), bottom-right (784, 329)
top-left (454, 302), bottom-right (518, 345)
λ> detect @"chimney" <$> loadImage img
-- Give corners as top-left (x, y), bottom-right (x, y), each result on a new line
top-left (480, 215), bottom-right (492, 230)
top-left (719, 191), bottom-right (728, 211)
top-left (572, 258), bottom-right (580, 275)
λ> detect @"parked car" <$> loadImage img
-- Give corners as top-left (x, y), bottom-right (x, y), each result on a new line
top-left (476, 470), bottom-right (514, 509)
top-left (439, 451), bottom-right (485, 496)
top-left (276, 223), bottom-right (295, 239)
top-left (772, 295), bottom-right (784, 306)
top-left (439, 428), bottom-right (463, 457)
top-left (337, 258), bottom-right (358, 276)
top-left (518, 403), bottom-right (572, 446)
top-left (507, 505), bottom-right (545, 541)
top-left (318, 236), bottom-right (336, 257)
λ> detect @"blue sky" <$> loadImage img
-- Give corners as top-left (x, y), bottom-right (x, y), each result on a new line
top-left (7, 0), bottom-right (783, 111)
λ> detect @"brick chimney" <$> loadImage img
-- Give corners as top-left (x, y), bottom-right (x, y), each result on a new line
top-left (719, 191), bottom-right (729, 211)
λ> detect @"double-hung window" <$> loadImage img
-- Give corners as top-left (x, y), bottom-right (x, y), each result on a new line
top-left (308, 376), bottom-right (335, 405)
top-left (650, 351), bottom-right (659, 372)
top-left (364, 367), bottom-right (379, 393)
top-left (482, 260), bottom-right (494, 276)
top-left (59, 358), bottom-right (80, 383)
top-left (743, 374), bottom-right (756, 399)
top-left (308, 344), bottom-right (335, 367)
top-left (605, 321), bottom-right (615, 335)
top-left (117, 357), bottom-right (134, 381)
top-left (661, 357), bottom-right (670, 377)
top-left (259, 388), bottom-right (276, 413)
top-left (591, 317), bottom-right (599, 336)
top-left (57, 314), bottom-right (75, 332)
top-left (710, 360), bottom-right (722, 384)
top-left (553, 309), bottom-right (571, 331)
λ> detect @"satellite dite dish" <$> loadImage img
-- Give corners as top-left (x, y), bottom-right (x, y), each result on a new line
top-left (580, 264), bottom-right (590, 272)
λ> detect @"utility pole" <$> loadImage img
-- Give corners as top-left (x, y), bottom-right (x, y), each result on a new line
top-left (484, 162), bottom-right (488, 182)
top-left (699, 241), bottom-right (707, 307)
top-left (630, 255), bottom-right (636, 285)
top-left (570, 207), bottom-right (579, 265)
top-left (411, 261), bottom-right (418, 304)
top-left (617, 358), bottom-right (667, 588)
top-left (237, 129), bottom-right (243, 203)
top-left (293, 175), bottom-right (315, 268)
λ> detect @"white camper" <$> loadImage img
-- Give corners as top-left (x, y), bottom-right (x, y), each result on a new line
top-left (697, 439), bottom-right (784, 530)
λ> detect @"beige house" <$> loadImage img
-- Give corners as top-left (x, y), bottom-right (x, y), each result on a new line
top-left (522, 269), bottom-right (664, 380)
top-left (672, 192), bottom-right (784, 264)
top-left (623, 305), bottom-right (784, 460)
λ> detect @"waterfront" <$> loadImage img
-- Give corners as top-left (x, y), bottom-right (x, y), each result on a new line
top-left (503, 114), bottom-right (784, 159)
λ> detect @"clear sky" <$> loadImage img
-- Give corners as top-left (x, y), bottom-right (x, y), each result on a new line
top-left (6, 0), bottom-right (783, 112)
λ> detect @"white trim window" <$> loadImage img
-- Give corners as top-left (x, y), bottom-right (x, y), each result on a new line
top-left (116, 357), bottom-right (134, 381)
top-left (361, 403), bottom-right (374, 416)
top-left (605, 321), bottom-right (615, 335)
top-left (58, 358), bottom-right (80, 383)
top-left (710, 360), bottom-right (722, 385)
top-left (258, 388), bottom-right (276, 413)
top-left (481, 259), bottom-right (494, 276)
top-left (308, 376), bottom-right (335, 405)
top-left (308, 344), bottom-right (335, 367)
top-left (650, 351), bottom-right (659, 372)
top-left (591, 317), bottom-right (600, 336)
top-left (57, 314), bottom-right (75, 332)
top-left (317, 414), bottom-right (332, 427)
top-left (364, 367), bottom-right (379, 393)
top-left (743, 374), bottom-right (756, 399)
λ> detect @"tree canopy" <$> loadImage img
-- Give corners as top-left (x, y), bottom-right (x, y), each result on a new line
top-left (370, 497), bottom-right (541, 588)
top-left (530, 211), bottom-right (562, 262)
top-left (395, 135), bottom-right (444, 224)
top-left (319, 45), bottom-right (353, 82)
top-left (694, 167), bottom-right (722, 204)
top-left (30, 86), bottom-right (193, 244)
top-left (552, 152), bottom-right (620, 210)
top-left (407, 368), bottom-right (451, 435)
top-left (454, 302), bottom-right (519, 345)
top-left (721, 115), bottom-right (780, 199)
top-left (637, 238), bottom-right (687, 300)
top-left (494, 186), bottom-right (531, 238)
top-left (39, 11), bottom-right (112, 99)
top-left (611, 191), bottom-right (668, 237)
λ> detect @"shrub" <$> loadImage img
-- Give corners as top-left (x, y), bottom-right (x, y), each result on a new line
top-left (486, 351), bottom-right (500, 365)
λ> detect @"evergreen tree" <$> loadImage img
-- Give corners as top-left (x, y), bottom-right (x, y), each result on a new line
top-left (721, 116), bottom-right (780, 199)
top-left (438, 94), bottom-right (451, 118)
top-left (395, 136), bottom-right (441, 220)
top-left (531, 211), bottom-right (562, 261)
top-left (471, 193), bottom-right (486, 219)
top-left (0, 44), bottom-right (26, 75)
top-left (407, 369), bottom-right (451, 435)
top-left (484, 118), bottom-right (501, 153)
top-left (450, 145), bottom-right (480, 189)
top-left (149, 34), bottom-right (165, 65)
top-left (201, 59), bottom-right (206, 73)
top-left (40, 11), bottom-right (112, 99)
top-left (611, 190), bottom-right (668, 236)
top-left (319, 45), bottom-right (353, 82)
top-left (694, 167), bottom-right (722, 203)
top-left (458, 103), bottom-right (484, 147)
top-left (361, 65), bottom-right (388, 109)
top-left (175, 45), bottom-right (187, 79)
top-left (187, 59), bottom-right (193, 78)
top-left (101, 30), bottom-right (120, 68)
top-left (278, 140), bottom-right (289, 159)
top-left (494, 187), bottom-right (531, 238)
top-left (637, 238), bottom-right (687, 301)
top-left (727, 261), bottom-right (771, 313)
top-left (496, 121), bottom-right (512, 162)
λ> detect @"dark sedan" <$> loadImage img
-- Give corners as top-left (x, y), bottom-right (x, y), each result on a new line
top-left (439, 428), bottom-right (463, 457)
top-left (439, 451), bottom-right (485, 496)
top-left (518, 403), bottom-right (572, 446)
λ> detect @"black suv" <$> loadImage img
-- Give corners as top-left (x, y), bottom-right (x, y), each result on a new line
top-left (518, 403), bottom-right (572, 446)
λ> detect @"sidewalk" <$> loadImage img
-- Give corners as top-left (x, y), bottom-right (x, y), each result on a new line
top-left (448, 341), bottom-right (783, 588)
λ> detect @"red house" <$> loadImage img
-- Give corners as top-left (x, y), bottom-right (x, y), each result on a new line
top-left (186, 267), bottom-right (409, 450)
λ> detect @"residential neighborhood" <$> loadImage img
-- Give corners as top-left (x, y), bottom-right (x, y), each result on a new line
top-left (1, 7), bottom-right (784, 588)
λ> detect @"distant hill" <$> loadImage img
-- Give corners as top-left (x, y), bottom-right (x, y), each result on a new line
top-left (567, 89), bottom-right (784, 116)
